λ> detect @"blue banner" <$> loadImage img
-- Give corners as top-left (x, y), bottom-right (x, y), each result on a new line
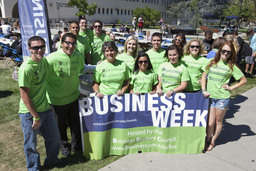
top-left (79, 93), bottom-right (209, 159)
top-left (80, 93), bottom-right (209, 132)
top-left (18, 0), bottom-right (51, 60)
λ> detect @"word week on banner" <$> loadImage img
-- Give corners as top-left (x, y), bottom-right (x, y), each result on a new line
top-left (79, 93), bottom-right (209, 160)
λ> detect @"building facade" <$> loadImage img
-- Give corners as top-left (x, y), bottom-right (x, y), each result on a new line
top-left (0, 0), bottom-right (171, 24)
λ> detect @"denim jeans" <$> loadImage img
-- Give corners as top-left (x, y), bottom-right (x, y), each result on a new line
top-left (19, 109), bottom-right (60, 171)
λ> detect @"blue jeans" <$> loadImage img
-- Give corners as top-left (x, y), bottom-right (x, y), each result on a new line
top-left (19, 109), bottom-right (60, 171)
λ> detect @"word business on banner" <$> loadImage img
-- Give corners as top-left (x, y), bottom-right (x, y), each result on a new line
top-left (79, 93), bottom-right (209, 160)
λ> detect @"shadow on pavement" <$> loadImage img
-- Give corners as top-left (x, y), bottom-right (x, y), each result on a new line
top-left (225, 95), bottom-right (248, 119)
top-left (216, 95), bottom-right (255, 146)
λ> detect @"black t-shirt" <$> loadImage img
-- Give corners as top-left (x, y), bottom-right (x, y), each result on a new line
top-left (203, 38), bottom-right (214, 53)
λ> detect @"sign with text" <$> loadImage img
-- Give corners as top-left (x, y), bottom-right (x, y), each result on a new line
top-left (79, 93), bottom-right (208, 160)
top-left (18, 0), bottom-right (51, 61)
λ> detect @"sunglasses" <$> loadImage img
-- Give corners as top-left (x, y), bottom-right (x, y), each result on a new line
top-left (30, 45), bottom-right (46, 51)
top-left (94, 25), bottom-right (102, 28)
top-left (138, 60), bottom-right (148, 64)
top-left (63, 41), bottom-right (76, 46)
top-left (221, 49), bottom-right (232, 55)
top-left (175, 39), bottom-right (182, 42)
top-left (190, 45), bottom-right (200, 49)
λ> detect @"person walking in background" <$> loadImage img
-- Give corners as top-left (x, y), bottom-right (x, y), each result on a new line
top-left (138, 16), bottom-right (144, 33)
top-left (18, 36), bottom-right (60, 170)
top-left (201, 41), bottom-right (247, 151)
top-left (46, 33), bottom-right (85, 157)
top-left (132, 17), bottom-right (137, 32)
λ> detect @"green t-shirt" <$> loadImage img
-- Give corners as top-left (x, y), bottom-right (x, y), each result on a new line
top-left (93, 59), bottom-right (130, 95)
top-left (116, 53), bottom-right (135, 72)
top-left (46, 49), bottom-right (84, 105)
top-left (79, 29), bottom-right (93, 42)
top-left (130, 70), bottom-right (158, 93)
top-left (203, 60), bottom-right (244, 99)
top-left (18, 57), bottom-right (49, 113)
top-left (181, 54), bottom-right (208, 91)
top-left (158, 62), bottom-right (189, 93)
top-left (146, 48), bottom-right (167, 74)
top-left (76, 34), bottom-right (91, 63)
top-left (91, 32), bottom-right (111, 65)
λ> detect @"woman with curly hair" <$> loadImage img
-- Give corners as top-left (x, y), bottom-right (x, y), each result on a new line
top-left (182, 39), bottom-right (208, 92)
top-left (201, 41), bottom-right (247, 151)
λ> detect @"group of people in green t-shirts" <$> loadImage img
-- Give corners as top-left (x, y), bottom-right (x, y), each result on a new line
top-left (18, 19), bottom-right (247, 170)
top-left (92, 32), bottom-right (247, 153)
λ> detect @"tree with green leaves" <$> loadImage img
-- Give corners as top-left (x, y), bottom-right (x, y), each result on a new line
top-left (223, 0), bottom-right (255, 23)
top-left (133, 5), bottom-right (161, 28)
top-left (68, 0), bottom-right (97, 17)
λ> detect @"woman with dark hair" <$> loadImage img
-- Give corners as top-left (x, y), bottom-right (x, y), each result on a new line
top-left (92, 41), bottom-right (130, 98)
top-left (201, 41), bottom-right (247, 151)
top-left (182, 39), bottom-right (207, 93)
top-left (172, 32), bottom-right (186, 51)
top-left (157, 45), bottom-right (189, 97)
top-left (130, 52), bottom-right (158, 95)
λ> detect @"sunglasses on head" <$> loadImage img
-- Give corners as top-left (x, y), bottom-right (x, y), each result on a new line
top-left (63, 41), bottom-right (76, 46)
top-left (30, 45), bottom-right (46, 51)
top-left (138, 60), bottom-right (148, 64)
top-left (190, 45), bottom-right (200, 49)
top-left (94, 25), bottom-right (102, 28)
top-left (221, 49), bottom-right (232, 55)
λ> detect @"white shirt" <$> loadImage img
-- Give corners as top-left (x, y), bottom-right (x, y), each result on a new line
top-left (1, 24), bottom-right (12, 36)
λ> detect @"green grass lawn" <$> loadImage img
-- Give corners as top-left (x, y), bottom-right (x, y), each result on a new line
top-left (0, 59), bottom-right (255, 170)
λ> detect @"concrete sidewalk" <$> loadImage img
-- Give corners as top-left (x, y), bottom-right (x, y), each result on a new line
top-left (100, 88), bottom-right (256, 171)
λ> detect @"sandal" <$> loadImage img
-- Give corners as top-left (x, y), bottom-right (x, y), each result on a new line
top-left (207, 143), bottom-right (215, 151)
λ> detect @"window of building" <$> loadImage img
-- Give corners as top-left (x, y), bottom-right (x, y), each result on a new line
top-left (98, 8), bottom-right (100, 14)
top-left (121, 9), bottom-right (123, 15)
top-left (125, 9), bottom-right (127, 15)
top-left (102, 8), bottom-right (104, 14)
top-left (128, 10), bottom-right (130, 15)
top-left (111, 8), bottom-right (113, 14)
top-left (116, 9), bottom-right (119, 15)
top-left (107, 8), bottom-right (109, 14)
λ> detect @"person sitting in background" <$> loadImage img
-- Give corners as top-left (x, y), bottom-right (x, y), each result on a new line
top-left (145, 31), bottom-right (151, 41)
top-left (203, 29), bottom-right (214, 54)
top-left (119, 24), bottom-right (125, 33)
top-left (52, 31), bottom-right (62, 51)
top-left (0, 21), bottom-right (12, 37)
top-left (207, 37), bottom-right (226, 59)
top-left (111, 24), bottom-right (117, 32)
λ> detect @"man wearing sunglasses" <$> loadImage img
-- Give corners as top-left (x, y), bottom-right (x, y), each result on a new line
top-left (91, 20), bottom-right (110, 65)
top-left (46, 33), bottom-right (85, 157)
top-left (18, 36), bottom-right (61, 170)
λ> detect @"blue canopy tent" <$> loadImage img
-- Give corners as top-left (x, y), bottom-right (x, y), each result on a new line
top-left (226, 15), bottom-right (239, 19)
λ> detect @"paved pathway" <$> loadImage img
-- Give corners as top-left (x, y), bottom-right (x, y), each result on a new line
top-left (100, 88), bottom-right (256, 171)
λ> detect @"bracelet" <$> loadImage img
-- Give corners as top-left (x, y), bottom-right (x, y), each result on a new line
top-left (95, 91), bottom-right (100, 95)
top-left (33, 117), bottom-right (40, 121)
top-left (202, 90), bottom-right (207, 93)
top-left (171, 89), bottom-right (175, 93)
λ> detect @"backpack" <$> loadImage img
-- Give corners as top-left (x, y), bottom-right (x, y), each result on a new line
top-left (11, 38), bottom-right (22, 55)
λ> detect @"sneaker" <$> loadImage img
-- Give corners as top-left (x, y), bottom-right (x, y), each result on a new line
top-left (248, 73), bottom-right (255, 78)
